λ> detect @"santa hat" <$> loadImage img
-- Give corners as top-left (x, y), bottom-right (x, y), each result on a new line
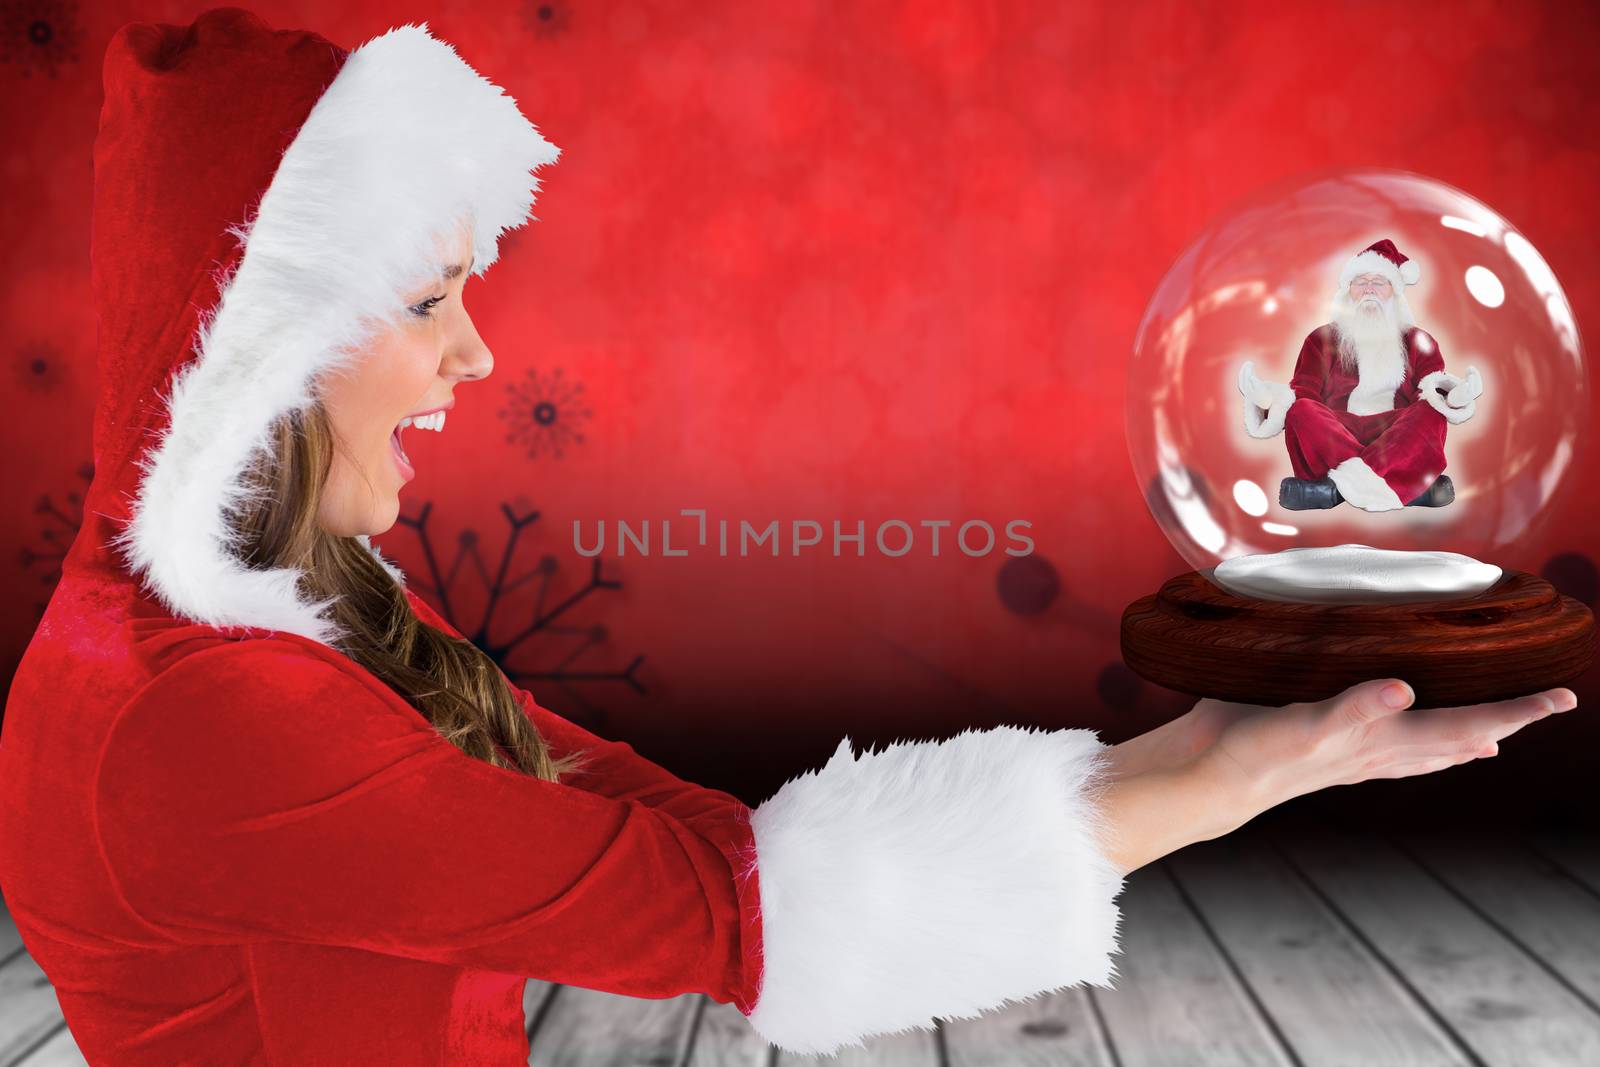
top-left (80, 7), bottom-right (560, 645)
top-left (1339, 238), bottom-right (1420, 291)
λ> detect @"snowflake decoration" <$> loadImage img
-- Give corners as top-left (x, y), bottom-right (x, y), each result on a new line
top-left (385, 498), bottom-right (643, 729)
top-left (1, 0), bottom-right (82, 78)
top-left (500, 366), bottom-right (592, 460)
top-left (21, 459), bottom-right (92, 615)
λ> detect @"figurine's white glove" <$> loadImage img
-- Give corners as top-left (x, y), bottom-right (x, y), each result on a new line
top-left (1416, 365), bottom-right (1483, 425)
top-left (1238, 360), bottom-right (1297, 439)
top-left (1447, 366), bottom-right (1484, 407)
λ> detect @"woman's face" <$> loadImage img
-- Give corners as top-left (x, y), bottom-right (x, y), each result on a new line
top-left (318, 226), bottom-right (493, 537)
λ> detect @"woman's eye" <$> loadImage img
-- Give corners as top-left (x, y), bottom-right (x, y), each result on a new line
top-left (409, 295), bottom-right (445, 318)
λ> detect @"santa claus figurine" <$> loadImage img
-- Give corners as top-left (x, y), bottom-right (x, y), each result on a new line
top-left (1237, 239), bottom-right (1485, 512)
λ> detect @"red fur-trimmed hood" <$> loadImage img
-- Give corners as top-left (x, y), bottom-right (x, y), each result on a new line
top-left (76, 7), bottom-right (560, 645)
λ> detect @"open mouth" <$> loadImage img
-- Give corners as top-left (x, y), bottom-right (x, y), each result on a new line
top-left (389, 424), bottom-right (414, 478)
top-left (390, 410), bottom-right (447, 480)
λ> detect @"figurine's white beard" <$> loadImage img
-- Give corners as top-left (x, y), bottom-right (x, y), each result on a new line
top-left (1332, 294), bottom-right (1404, 379)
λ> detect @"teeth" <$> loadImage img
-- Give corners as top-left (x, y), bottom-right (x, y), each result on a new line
top-left (396, 412), bottom-right (448, 433)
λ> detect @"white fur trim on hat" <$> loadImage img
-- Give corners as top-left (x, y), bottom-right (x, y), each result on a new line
top-left (743, 725), bottom-right (1126, 1057)
top-left (1326, 455), bottom-right (1406, 512)
top-left (1340, 249), bottom-right (1417, 292)
top-left (110, 23), bottom-right (561, 646)
top-left (1417, 368), bottom-right (1482, 425)
top-left (1238, 361), bottom-right (1297, 439)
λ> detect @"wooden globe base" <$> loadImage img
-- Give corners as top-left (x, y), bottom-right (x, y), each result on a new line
top-left (1121, 569), bottom-right (1596, 709)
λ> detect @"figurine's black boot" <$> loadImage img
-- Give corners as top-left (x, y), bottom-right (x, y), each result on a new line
top-left (1279, 476), bottom-right (1344, 510)
top-left (1406, 475), bottom-right (1455, 507)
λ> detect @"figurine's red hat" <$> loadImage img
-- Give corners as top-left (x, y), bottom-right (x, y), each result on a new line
top-left (1340, 238), bottom-right (1421, 289)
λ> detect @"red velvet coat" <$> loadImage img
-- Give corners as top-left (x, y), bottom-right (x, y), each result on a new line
top-left (1, 580), bottom-right (762, 1063)
top-left (0, 9), bottom-right (1126, 1064)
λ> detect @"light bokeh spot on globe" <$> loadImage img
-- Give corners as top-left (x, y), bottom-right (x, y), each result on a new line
top-left (1126, 169), bottom-right (1588, 601)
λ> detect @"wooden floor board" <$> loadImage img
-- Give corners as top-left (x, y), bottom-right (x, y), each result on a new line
top-left (688, 997), bottom-right (779, 1066)
top-left (0, 953), bottom-right (71, 1067)
top-left (941, 986), bottom-right (1109, 1066)
top-left (1088, 863), bottom-right (1296, 1067)
top-left (0, 889), bottom-right (22, 963)
top-left (5, 1025), bottom-right (80, 1067)
top-left (1274, 828), bottom-right (1600, 1066)
top-left (1399, 829), bottom-right (1600, 1016)
top-left (1170, 833), bottom-right (1472, 1066)
top-left (526, 984), bottom-right (700, 1066)
top-left (771, 1022), bottom-right (937, 1066)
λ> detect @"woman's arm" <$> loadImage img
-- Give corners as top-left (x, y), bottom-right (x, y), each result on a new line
top-left (1101, 702), bottom-right (1222, 780)
top-left (95, 638), bottom-right (1130, 1059)
top-left (511, 685), bottom-right (750, 838)
top-left (1093, 757), bottom-right (1253, 875)
top-left (94, 641), bottom-right (762, 1007)
top-left (403, 586), bottom-right (756, 840)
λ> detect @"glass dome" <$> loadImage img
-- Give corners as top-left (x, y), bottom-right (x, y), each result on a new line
top-left (1126, 169), bottom-right (1588, 589)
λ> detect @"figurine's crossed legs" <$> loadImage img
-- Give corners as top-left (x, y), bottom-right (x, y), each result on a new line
top-left (1284, 398), bottom-right (1447, 512)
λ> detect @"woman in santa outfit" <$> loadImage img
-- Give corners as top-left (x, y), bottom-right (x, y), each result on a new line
top-left (0, 9), bottom-right (1574, 1064)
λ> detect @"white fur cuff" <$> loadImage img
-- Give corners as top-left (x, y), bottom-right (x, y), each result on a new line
top-left (1327, 455), bottom-right (1406, 512)
top-left (743, 726), bottom-right (1125, 1057)
top-left (1238, 361), bottom-right (1297, 439)
top-left (1417, 368), bottom-right (1481, 425)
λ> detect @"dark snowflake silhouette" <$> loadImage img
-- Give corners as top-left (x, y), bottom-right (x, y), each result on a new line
top-left (21, 460), bottom-right (93, 615)
top-left (15, 339), bottom-right (67, 393)
top-left (522, 0), bottom-right (574, 39)
top-left (500, 366), bottom-right (592, 460)
top-left (384, 498), bottom-right (643, 730)
top-left (1, 0), bottom-right (82, 78)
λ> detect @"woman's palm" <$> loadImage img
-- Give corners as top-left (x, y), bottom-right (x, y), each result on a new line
top-left (1200, 679), bottom-right (1577, 806)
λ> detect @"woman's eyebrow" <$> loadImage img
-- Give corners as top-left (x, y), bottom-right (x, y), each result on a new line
top-left (440, 255), bottom-right (476, 281)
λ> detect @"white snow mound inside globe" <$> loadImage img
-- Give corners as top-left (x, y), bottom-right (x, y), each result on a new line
top-left (1211, 544), bottom-right (1502, 605)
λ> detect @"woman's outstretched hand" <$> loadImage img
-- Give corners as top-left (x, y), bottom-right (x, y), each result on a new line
top-left (1094, 680), bottom-right (1578, 876)
top-left (1200, 679), bottom-right (1577, 820)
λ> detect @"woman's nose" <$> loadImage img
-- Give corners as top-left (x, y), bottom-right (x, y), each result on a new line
top-left (445, 321), bottom-right (494, 382)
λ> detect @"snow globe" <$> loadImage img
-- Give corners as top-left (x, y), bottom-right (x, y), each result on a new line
top-left (1121, 169), bottom-right (1596, 708)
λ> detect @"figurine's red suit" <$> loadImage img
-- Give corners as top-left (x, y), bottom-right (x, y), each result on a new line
top-left (1284, 323), bottom-right (1448, 507)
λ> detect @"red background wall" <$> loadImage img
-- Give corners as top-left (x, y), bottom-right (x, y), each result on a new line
top-left (4, 0), bottom-right (1598, 819)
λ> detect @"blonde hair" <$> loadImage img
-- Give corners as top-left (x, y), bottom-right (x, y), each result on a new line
top-left (230, 400), bottom-right (591, 782)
